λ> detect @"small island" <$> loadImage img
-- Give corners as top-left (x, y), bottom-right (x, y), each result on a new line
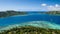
top-left (0, 10), bottom-right (27, 17)
top-left (0, 26), bottom-right (60, 34)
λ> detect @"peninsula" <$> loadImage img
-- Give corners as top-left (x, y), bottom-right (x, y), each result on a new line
top-left (0, 10), bottom-right (27, 17)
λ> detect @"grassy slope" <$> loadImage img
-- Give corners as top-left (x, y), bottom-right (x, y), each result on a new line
top-left (0, 26), bottom-right (60, 34)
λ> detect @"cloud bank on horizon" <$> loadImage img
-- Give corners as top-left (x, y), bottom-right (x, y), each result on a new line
top-left (0, 0), bottom-right (60, 11)
top-left (41, 4), bottom-right (60, 11)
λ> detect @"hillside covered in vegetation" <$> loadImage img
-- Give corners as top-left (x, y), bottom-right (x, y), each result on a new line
top-left (39, 11), bottom-right (60, 15)
top-left (0, 10), bottom-right (27, 17)
top-left (0, 26), bottom-right (60, 34)
top-left (45, 11), bottom-right (60, 15)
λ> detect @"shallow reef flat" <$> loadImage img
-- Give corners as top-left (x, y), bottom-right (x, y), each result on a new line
top-left (0, 21), bottom-right (60, 34)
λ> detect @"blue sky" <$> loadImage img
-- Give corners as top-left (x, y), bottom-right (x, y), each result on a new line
top-left (0, 0), bottom-right (60, 11)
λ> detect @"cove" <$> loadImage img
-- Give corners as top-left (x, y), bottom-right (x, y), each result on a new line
top-left (0, 13), bottom-right (60, 26)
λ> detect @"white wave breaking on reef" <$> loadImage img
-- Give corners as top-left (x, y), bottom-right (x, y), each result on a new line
top-left (0, 21), bottom-right (60, 32)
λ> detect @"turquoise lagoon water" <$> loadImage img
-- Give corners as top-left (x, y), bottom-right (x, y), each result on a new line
top-left (0, 12), bottom-right (60, 30)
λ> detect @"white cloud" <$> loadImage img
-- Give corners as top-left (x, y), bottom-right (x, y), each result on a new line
top-left (41, 3), bottom-right (60, 11)
top-left (41, 3), bottom-right (47, 6)
top-left (41, 4), bottom-right (60, 11)
top-left (46, 4), bottom-right (60, 11)
top-left (55, 4), bottom-right (59, 7)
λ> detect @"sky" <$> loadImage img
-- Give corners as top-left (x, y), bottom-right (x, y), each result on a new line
top-left (0, 0), bottom-right (60, 11)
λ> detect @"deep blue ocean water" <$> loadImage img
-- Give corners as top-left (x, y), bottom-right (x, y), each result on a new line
top-left (0, 12), bottom-right (60, 26)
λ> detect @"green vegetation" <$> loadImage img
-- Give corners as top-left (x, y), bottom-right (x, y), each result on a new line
top-left (0, 26), bottom-right (60, 34)
top-left (45, 11), bottom-right (60, 15)
top-left (0, 10), bottom-right (27, 17)
top-left (39, 11), bottom-right (60, 15)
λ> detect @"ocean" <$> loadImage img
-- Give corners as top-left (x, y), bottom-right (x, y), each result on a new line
top-left (0, 12), bottom-right (60, 27)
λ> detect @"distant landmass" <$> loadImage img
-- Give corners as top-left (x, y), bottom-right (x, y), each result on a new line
top-left (39, 11), bottom-right (60, 15)
top-left (0, 10), bottom-right (27, 17)
top-left (0, 11), bottom-right (60, 17)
